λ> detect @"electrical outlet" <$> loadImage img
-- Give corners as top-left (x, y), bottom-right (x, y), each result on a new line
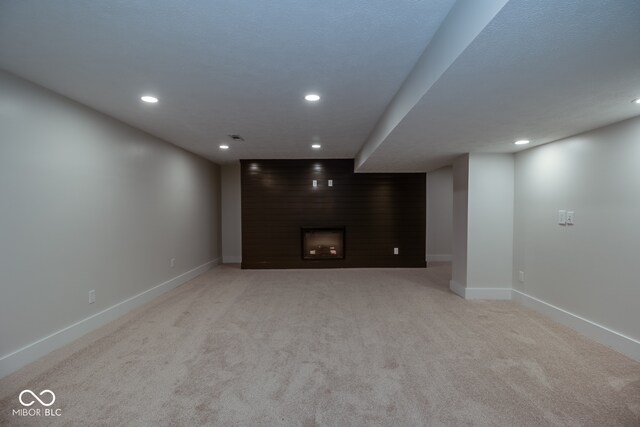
top-left (312, 180), bottom-right (317, 187)
top-left (394, 247), bottom-right (399, 255)
top-left (89, 290), bottom-right (96, 304)
top-left (558, 210), bottom-right (567, 225)
top-left (328, 179), bottom-right (333, 187)
top-left (519, 271), bottom-right (525, 283)
top-left (170, 258), bottom-right (176, 268)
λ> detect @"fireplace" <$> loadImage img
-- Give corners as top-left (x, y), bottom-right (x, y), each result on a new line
top-left (302, 227), bottom-right (345, 260)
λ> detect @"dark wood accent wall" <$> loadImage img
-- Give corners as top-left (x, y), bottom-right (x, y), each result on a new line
top-left (241, 159), bottom-right (425, 269)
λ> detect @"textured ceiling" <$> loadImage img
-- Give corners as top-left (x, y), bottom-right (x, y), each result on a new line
top-left (1, 0), bottom-right (639, 171)
top-left (0, 0), bottom-right (456, 163)
top-left (357, 0), bottom-right (640, 171)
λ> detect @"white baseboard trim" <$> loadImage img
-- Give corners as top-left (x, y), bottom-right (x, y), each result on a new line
top-left (427, 254), bottom-right (452, 262)
top-left (0, 258), bottom-right (219, 379)
top-left (465, 287), bottom-right (512, 300)
top-left (222, 256), bottom-right (242, 263)
top-left (449, 280), bottom-right (512, 300)
top-left (449, 280), bottom-right (466, 298)
top-left (512, 290), bottom-right (640, 362)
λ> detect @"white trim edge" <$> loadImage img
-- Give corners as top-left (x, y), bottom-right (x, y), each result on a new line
top-left (449, 280), bottom-right (466, 298)
top-left (0, 258), bottom-right (219, 379)
top-left (512, 290), bottom-right (640, 362)
top-left (427, 254), bottom-right (452, 262)
top-left (465, 287), bottom-right (512, 300)
top-left (449, 280), bottom-right (512, 300)
top-left (222, 256), bottom-right (242, 263)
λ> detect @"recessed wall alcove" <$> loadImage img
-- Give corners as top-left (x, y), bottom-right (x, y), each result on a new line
top-left (240, 159), bottom-right (425, 269)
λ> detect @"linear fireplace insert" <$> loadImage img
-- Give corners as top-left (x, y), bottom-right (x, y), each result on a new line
top-left (302, 227), bottom-right (345, 260)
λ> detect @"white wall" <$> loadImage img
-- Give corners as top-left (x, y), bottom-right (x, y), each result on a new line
top-left (514, 116), bottom-right (640, 343)
top-left (0, 70), bottom-right (221, 376)
top-left (467, 154), bottom-right (514, 289)
top-left (426, 166), bottom-right (453, 262)
top-left (221, 163), bottom-right (242, 263)
top-left (450, 154), bottom-right (514, 299)
top-left (451, 154), bottom-right (469, 287)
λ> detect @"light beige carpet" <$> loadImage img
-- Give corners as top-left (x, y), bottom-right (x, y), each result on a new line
top-left (1, 263), bottom-right (639, 426)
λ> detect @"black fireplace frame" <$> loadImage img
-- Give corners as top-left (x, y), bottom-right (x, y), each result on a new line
top-left (301, 226), bottom-right (346, 260)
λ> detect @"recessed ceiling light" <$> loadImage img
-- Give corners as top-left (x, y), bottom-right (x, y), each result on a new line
top-left (305, 94), bottom-right (321, 102)
top-left (311, 144), bottom-right (321, 149)
top-left (633, 98), bottom-right (640, 104)
top-left (514, 140), bottom-right (530, 145)
top-left (219, 144), bottom-right (229, 150)
top-left (140, 95), bottom-right (158, 103)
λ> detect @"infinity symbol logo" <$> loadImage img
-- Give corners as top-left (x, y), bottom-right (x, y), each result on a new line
top-left (19, 390), bottom-right (56, 407)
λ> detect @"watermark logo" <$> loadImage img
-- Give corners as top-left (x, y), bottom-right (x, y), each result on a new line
top-left (19, 390), bottom-right (55, 407)
top-left (12, 389), bottom-right (61, 417)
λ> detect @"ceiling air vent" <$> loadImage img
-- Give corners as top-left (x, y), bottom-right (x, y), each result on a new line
top-left (228, 134), bottom-right (245, 142)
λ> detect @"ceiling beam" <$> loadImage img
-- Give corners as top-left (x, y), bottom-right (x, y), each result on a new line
top-left (354, 0), bottom-right (510, 172)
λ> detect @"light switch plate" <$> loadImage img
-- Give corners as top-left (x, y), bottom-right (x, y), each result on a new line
top-left (558, 210), bottom-right (567, 225)
top-left (519, 271), bottom-right (525, 283)
top-left (393, 247), bottom-right (399, 255)
top-left (566, 211), bottom-right (575, 225)
top-left (328, 179), bottom-right (333, 187)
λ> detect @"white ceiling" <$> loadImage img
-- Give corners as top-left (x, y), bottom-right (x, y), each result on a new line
top-left (357, 0), bottom-right (640, 172)
top-left (0, 0), bottom-right (456, 162)
top-left (1, 0), bottom-right (639, 171)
